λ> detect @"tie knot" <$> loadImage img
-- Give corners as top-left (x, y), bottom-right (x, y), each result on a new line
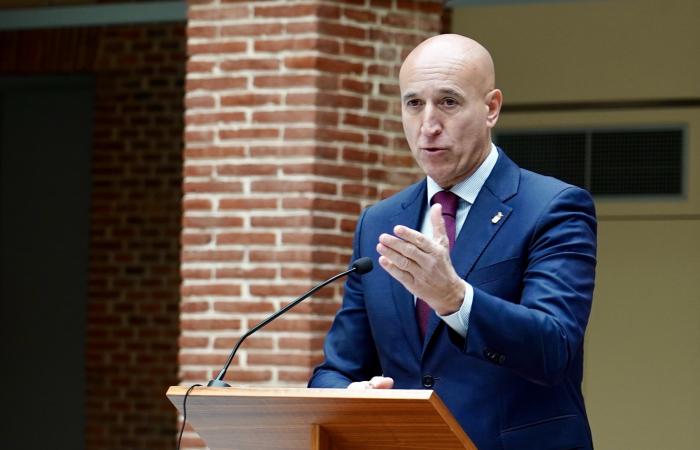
top-left (431, 190), bottom-right (459, 217)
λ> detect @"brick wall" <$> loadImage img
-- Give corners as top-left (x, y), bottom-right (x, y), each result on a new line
top-left (181, 0), bottom-right (443, 447)
top-left (87, 24), bottom-right (185, 450)
top-left (0, 23), bottom-right (185, 449)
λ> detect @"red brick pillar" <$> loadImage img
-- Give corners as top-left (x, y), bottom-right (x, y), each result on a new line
top-left (181, 0), bottom-right (443, 445)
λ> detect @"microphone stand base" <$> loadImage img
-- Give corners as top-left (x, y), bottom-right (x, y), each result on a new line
top-left (206, 379), bottom-right (231, 387)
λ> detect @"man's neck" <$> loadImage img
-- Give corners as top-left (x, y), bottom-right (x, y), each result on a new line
top-left (439, 142), bottom-right (493, 190)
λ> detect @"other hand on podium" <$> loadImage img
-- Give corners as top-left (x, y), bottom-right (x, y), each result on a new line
top-left (347, 376), bottom-right (394, 390)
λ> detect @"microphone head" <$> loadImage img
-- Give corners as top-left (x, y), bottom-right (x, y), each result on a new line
top-left (351, 257), bottom-right (373, 275)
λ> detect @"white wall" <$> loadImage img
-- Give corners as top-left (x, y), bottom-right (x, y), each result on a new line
top-left (453, 1), bottom-right (700, 448)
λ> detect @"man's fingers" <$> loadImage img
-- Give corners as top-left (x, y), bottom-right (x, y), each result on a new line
top-left (347, 377), bottom-right (395, 390)
top-left (393, 207), bottom-right (447, 253)
top-left (369, 376), bottom-right (394, 389)
top-left (377, 242), bottom-right (413, 271)
top-left (378, 256), bottom-right (415, 288)
top-left (392, 224), bottom-right (433, 253)
top-left (378, 234), bottom-right (428, 268)
top-left (429, 204), bottom-right (449, 248)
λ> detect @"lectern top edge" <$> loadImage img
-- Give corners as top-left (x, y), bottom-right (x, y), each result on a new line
top-left (167, 385), bottom-right (435, 401)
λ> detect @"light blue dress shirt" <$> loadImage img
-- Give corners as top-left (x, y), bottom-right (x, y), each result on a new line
top-left (417, 143), bottom-right (499, 337)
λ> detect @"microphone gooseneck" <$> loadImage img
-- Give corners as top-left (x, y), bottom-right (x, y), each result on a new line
top-left (207, 257), bottom-right (373, 387)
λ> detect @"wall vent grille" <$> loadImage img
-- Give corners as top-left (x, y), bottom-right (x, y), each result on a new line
top-left (495, 128), bottom-right (684, 196)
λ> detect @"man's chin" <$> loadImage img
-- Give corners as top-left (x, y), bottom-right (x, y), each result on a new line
top-left (425, 172), bottom-right (458, 189)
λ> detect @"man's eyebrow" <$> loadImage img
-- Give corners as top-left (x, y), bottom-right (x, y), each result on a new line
top-left (401, 88), bottom-right (465, 102)
top-left (438, 88), bottom-right (465, 98)
top-left (401, 91), bottom-right (418, 102)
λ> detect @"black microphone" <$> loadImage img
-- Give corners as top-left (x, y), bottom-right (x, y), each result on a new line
top-left (207, 257), bottom-right (373, 387)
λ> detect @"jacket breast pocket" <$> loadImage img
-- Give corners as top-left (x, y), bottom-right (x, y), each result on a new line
top-left (467, 257), bottom-right (521, 287)
top-left (500, 414), bottom-right (590, 450)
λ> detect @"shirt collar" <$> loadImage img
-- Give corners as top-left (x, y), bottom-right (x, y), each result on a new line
top-left (426, 143), bottom-right (499, 205)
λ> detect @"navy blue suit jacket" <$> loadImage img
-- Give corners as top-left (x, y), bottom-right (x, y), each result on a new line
top-left (309, 149), bottom-right (597, 450)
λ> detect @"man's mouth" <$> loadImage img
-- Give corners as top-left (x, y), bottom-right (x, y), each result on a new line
top-left (421, 147), bottom-right (448, 152)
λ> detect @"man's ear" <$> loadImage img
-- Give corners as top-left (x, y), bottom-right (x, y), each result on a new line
top-left (485, 88), bottom-right (502, 129)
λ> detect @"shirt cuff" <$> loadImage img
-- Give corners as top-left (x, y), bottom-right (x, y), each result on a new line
top-left (438, 280), bottom-right (473, 338)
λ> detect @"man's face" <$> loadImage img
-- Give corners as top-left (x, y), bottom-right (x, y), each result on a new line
top-left (400, 51), bottom-right (497, 189)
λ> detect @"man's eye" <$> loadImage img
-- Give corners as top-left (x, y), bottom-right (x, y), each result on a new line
top-left (406, 99), bottom-right (423, 108)
top-left (442, 98), bottom-right (458, 107)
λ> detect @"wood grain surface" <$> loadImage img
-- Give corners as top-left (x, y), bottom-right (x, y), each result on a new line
top-left (167, 386), bottom-right (477, 450)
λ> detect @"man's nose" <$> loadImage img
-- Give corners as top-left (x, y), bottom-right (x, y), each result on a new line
top-left (420, 104), bottom-right (442, 136)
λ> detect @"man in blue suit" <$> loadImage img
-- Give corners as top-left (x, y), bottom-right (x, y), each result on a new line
top-left (309, 34), bottom-right (596, 450)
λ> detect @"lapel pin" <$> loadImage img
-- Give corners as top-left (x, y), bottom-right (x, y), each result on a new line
top-left (491, 212), bottom-right (504, 224)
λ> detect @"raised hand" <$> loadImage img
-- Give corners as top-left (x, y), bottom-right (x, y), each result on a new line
top-left (376, 203), bottom-right (465, 316)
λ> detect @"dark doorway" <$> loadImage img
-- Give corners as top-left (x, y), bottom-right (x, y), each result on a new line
top-left (0, 76), bottom-right (93, 449)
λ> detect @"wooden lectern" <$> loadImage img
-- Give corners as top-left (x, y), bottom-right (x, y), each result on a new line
top-left (167, 386), bottom-right (477, 450)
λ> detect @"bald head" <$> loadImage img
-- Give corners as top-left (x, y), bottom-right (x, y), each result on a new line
top-left (398, 34), bottom-right (503, 189)
top-left (400, 34), bottom-right (495, 98)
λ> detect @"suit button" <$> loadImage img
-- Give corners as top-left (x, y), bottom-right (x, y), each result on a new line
top-left (422, 374), bottom-right (434, 388)
top-left (484, 347), bottom-right (505, 364)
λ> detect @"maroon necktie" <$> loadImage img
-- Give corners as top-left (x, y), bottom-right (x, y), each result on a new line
top-left (416, 190), bottom-right (459, 340)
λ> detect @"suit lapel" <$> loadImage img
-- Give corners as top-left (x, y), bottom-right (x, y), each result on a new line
top-left (388, 181), bottom-right (427, 361)
top-left (450, 187), bottom-right (513, 279)
top-left (422, 149), bottom-right (520, 352)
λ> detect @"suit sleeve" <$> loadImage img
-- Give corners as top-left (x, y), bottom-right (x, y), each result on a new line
top-left (461, 186), bottom-right (597, 386)
top-left (308, 208), bottom-right (382, 388)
